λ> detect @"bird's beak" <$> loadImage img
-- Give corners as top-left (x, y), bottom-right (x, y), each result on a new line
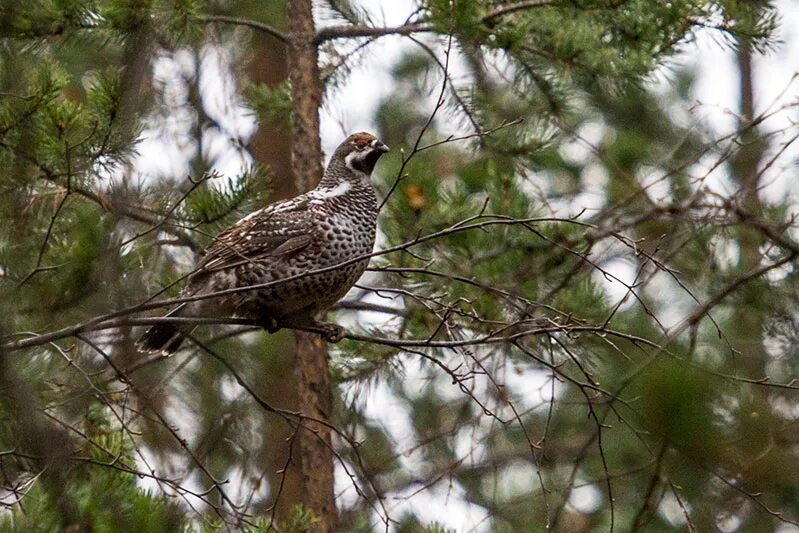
top-left (373, 140), bottom-right (390, 153)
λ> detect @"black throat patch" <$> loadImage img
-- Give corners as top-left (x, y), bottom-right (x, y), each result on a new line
top-left (351, 149), bottom-right (383, 174)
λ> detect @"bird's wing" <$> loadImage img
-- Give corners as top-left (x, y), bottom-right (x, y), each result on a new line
top-left (196, 196), bottom-right (315, 274)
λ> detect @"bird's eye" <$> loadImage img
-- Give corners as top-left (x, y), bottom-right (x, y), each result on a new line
top-left (354, 139), bottom-right (370, 149)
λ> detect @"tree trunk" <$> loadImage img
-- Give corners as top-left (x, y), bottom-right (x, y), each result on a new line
top-left (237, 3), bottom-right (306, 523)
top-left (286, 1), bottom-right (337, 531)
top-left (730, 43), bottom-right (767, 378)
top-left (294, 333), bottom-right (337, 530)
top-left (287, 0), bottom-right (323, 189)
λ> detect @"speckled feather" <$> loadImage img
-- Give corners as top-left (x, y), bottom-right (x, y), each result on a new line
top-left (193, 166), bottom-right (378, 316)
top-left (138, 132), bottom-right (389, 355)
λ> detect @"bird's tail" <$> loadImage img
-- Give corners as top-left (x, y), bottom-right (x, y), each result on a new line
top-left (136, 304), bottom-right (192, 356)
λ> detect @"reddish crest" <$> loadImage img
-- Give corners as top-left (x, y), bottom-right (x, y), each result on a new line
top-left (351, 132), bottom-right (374, 147)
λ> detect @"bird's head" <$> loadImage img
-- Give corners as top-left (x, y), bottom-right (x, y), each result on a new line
top-left (334, 132), bottom-right (390, 176)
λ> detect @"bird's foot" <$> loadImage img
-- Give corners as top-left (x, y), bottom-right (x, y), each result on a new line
top-left (281, 317), bottom-right (345, 343)
top-left (317, 323), bottom-right (345, 343)
top-left (257, 315), bottom-right (281, 333)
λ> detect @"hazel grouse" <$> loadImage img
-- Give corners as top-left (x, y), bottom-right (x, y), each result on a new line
top-left (138, 132), bottom-right (389, 355)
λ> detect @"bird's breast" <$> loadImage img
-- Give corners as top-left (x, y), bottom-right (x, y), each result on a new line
top-left (316, 210), bottom-right (376, 262)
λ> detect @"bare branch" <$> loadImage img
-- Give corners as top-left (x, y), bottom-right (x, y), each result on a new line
top-left (314, 0), bottom-right (554, 43)
top-left (200, 14), bottom-right (289, 44)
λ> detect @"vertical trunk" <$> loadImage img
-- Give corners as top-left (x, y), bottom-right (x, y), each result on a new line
top-left (286, 1), bottom-right (338, 531)
top-left (730, 44), bottom-right (767, 378)
top-left (238, 4), bottom-right (305, 523)
top-left (287, 0), bottom-right (323, 188)
top-left (247, 24), bottom-right (294, 201)
top-left (235, 0), bottom-right (334, 525)
top-left (294, 333), bottom-right (337, 529)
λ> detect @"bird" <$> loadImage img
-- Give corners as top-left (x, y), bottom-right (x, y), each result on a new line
top-left (137, 132), bottom-right (390, 355)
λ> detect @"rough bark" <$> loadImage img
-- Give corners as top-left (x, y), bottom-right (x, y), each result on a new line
top-left (238, 4), bottom-right (305, 523)
top-left (286, 1), bottom-right (337, 531)
top-left (247, 21), bottom-right (294, 201)
top-left (294, 333), bottom-right (337, 530)
top-left (287, 0), bottom-right (324, 188)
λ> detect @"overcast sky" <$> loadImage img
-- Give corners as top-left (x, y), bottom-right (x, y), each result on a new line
top-left (130, 3), bottom-right (799, 529)
top-left (318, 3), bottom-right (799, 530)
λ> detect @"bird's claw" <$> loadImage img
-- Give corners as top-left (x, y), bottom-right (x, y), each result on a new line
top-left (258, 315), bottom-right (281, 333)
top-left (321, 324), bottom-right (345, 343)
top-left (263, 316), bottom-right (344, 342)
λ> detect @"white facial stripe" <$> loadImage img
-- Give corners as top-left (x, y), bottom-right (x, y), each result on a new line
top-left (345, 150), bottom-right (361, 171)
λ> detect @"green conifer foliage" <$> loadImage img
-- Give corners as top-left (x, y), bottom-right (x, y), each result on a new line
top-left (1, 0), bottom-right (796, 530)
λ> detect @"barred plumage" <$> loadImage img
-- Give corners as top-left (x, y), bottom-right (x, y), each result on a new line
top-left (138, 132), bottom-right (389, 355)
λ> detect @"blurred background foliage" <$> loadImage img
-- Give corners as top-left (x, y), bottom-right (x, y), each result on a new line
top-left (0, 0), bottom-right (797, 531)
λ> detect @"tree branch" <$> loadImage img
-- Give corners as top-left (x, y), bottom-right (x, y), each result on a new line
top-left (200, 14), bottom-right (289, 44)
top-left (315, 21), bottom-right (431, 43)
top-left (314, 0), bottom-right (554, 43)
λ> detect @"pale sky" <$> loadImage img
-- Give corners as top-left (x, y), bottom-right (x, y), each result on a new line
top-left (130, 2), bottom-right (799, 530)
